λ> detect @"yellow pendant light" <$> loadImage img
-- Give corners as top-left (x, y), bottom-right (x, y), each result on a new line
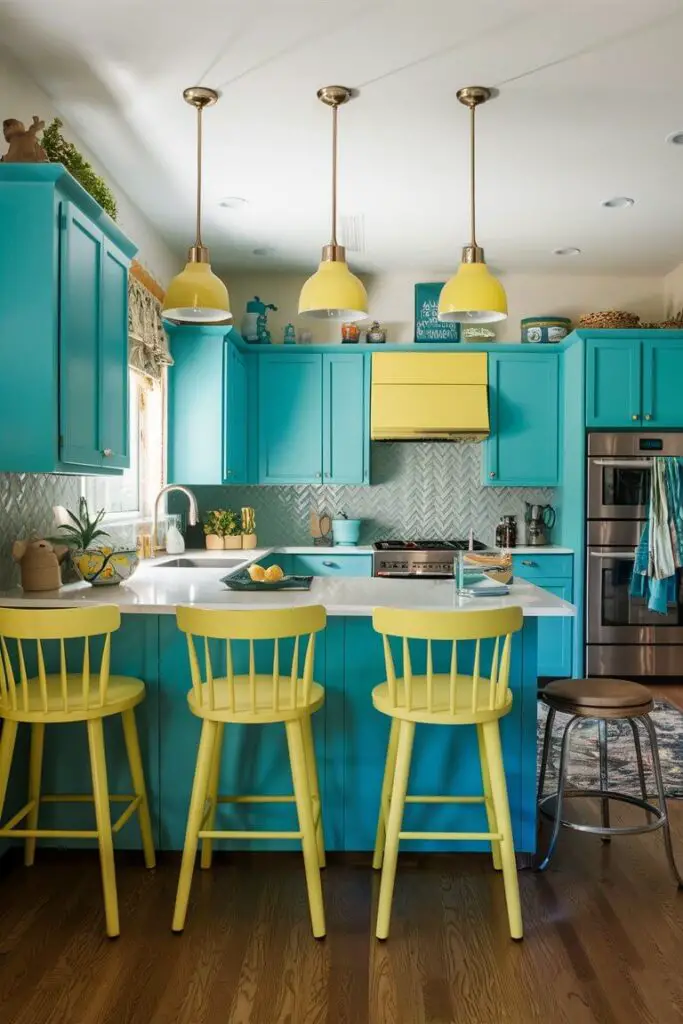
top-left (439, 86), bottom-right (507, 325)
top-left (299, 86), bottom-right (367, 321)
top-left (163, 86), bottom-right (231, 324)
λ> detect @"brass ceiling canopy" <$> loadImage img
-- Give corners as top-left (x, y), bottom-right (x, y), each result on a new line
top-left (183, 86), bottom-right (219, 109)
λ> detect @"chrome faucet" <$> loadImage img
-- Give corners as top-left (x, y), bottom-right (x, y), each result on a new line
top-left (152, 484), bottom-right (199, 553)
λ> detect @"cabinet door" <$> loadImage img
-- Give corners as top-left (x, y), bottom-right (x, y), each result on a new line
top-left (59, 202), bottom-right (104, 469)
top-left (224, 342), bottom-right (248, 483)
top-left (642, 337), bottom-right (683, 428)
top-left (258, 354), bottom-right (322, 483)
top-left (536, 580), bottom-right (573, 678)
top-left (484, 353), bottom-right (560, 486)
top-left (291, 554), bottom-right (373, 577)
top-left (322, 353), bottom-right (369, 484)
top-left (99, 240), bottom-right (129, 469)
top-left (586, 336), bottom-right (641, 427)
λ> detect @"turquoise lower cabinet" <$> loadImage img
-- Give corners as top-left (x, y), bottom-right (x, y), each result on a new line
top-left (0, 165), bottom-right (135, 474)
top-left (259, 353), bottom-right (323, 483)
top-left (642, 337), bottom-right (683, 427)
top-left (290, 553), bottom-right (373, 577)
top-left (322, 353), bottom-right (370, 484)
top-left (484, 352), bottom-right (561, 487)
top-left (586, 335), bottom-right (641, 427)
top-left (512, 554), bottom-right (573, 678)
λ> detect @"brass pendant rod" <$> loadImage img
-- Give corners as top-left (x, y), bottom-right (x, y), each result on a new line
top-left (195, 103), bottom-right (204, 248)
top-left (469, 101), bottom-right (477, 249)
top-left (331, 103), bottom-right (338, 247)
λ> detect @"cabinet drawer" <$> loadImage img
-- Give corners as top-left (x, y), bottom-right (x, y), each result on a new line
top-left (292, 554), bottom-right (373, 577)
top-left (512, 554), bottom-right (573, 579)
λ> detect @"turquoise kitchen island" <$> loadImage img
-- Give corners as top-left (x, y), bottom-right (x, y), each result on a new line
top-left (0, 551), bottom-right (575, 855)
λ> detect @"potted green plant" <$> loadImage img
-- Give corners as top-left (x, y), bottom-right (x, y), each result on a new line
top-left (51, 497), bottom-right (138, 586)
top-left (241, 506), bottom-right (257, 549)
top-left (203, 510), bottom-right (225, 550)
top-left (220, 509), bottom-right (243, 549)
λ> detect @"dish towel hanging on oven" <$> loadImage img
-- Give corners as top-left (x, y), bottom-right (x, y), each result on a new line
top-left (630, 457), bottom-right (683, 614)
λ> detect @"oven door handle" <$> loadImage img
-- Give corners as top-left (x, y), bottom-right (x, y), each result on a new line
top-left (589, 550), bottom-right (636, 559)
top-left (591, 459), bottom-right (653, 469)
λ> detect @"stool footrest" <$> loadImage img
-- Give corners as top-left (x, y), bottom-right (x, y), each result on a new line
top-left (539, 789), bottom-right (666, 836)
top-left (404, 795), bottom-right (487, 805)
top-left (198, 829), bottom-right (303, 840)
top-left (399, 830), bottom-right (502, 841)
top-left (0, 792), bottom-right (140, 839)
top-left (217, 795), bottom-right (295, 804)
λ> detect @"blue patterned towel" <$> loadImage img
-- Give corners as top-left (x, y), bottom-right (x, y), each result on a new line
top-left (630, 457), bottom-right (683, 614)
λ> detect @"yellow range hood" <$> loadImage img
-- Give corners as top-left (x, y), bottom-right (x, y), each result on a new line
top-left (371, 352), bottom-right (489, 441)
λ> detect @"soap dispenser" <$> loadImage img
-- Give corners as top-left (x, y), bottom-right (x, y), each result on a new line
top-left (165, 515), bottom-right (185, 554)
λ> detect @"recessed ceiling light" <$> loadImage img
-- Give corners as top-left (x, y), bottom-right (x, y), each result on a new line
top-left (553, 247), bottom-right (581, 256)
top-left (218, 196), bottom-right (247, 209)
top-left (602, 196), bottom-right (634, 209)
top-left (252, 247), bottom-right (273, 257)
top-left (666, 130), bottom-right (683, 146)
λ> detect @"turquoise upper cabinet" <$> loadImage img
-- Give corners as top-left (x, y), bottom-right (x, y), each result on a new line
top-left (484, 352), bottom-right (560, 487)
top-left (166, 325), bottom-right (251, 485)
top-left (259, 353), bottom-right (323, 483)
top-left (257, 351), bottom-right (370, 485)
top-left (584, 332), bottom-right (683, 428)
top-left (322, 353), bottom-right (369, 484)
top-left (642, 336), bottom-right (683, 427)
top-left (224, 342), bottom-right (248, 483)
top-left (586, 335), bottom-right (641, 427)
top-left (0, 165), bottom-right (136, 474)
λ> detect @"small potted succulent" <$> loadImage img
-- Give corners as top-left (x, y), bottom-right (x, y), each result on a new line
top-left (204, 510), bottom-right (225, 550)
top-left (221, 508), bottom-right (243, 549)
top-left (241, 506), bottom-right (257, 549)
top-left (203, 509), bottom-right (242, 549)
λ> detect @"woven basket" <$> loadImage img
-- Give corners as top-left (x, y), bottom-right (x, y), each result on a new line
top-left (578, 310), bottom-right (640, 329)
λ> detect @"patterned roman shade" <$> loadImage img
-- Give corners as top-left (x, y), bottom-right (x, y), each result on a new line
top-left (128, 275), bottom-right (173, 383)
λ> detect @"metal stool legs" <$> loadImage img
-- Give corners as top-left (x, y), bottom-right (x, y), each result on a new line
top-left (537, 708), bottom-right (683, 887)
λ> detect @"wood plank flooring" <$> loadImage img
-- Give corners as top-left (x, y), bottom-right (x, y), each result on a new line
top-left (0, 801), bottom-right (681, 1024)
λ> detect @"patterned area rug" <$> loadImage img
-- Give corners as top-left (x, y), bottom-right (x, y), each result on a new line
top-left (537, 699), bottom-right (683, 798)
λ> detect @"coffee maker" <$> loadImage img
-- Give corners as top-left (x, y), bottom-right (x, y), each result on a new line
top-left (524, 502), bottom-right (556, 546)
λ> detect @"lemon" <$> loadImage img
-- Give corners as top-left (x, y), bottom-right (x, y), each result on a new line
top-left (264, 564), bottom-right (284, 583)
top-left (248, 564), bottom-right (267, 582)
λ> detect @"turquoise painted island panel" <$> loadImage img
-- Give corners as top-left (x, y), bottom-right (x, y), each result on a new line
top-left (2, 614), bottom-right (541, 857)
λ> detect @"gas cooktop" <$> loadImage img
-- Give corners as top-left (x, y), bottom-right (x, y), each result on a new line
top-left (374, 539), bottom-right (486, 552)
top-left (372, 539), bottom-right (486, 578)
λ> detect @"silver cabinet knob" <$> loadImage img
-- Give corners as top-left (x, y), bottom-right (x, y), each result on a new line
top-left (521, 560), bottom-right (537, 567)
top-left (226, 469), bottom-right (232, 476)
top-left (324, 472), bottom-right (330, 479)
top-left (644, 414), bottom-right (652, 421)
top-left (315, 471), bottom-right (322, 479)
top-left (102, 448), bottom-right (113, 457)
top-left (322, 560), bottom-right (336, 568)
top-left (632, 414), bottom-right (639, 421)
top-left (489, 471), bottom-right (496, 479)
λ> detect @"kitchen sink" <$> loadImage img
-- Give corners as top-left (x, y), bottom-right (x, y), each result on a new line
top-left (154, 557), bottom-right (245, 569)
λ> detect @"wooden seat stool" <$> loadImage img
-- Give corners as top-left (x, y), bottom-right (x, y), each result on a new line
top-left (536, 677), bottom-right (683, 884)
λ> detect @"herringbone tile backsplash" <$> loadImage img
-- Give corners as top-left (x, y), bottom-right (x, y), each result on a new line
top-left (193, 443), bottom-right (556, 546)
top-left (0, 473), bottom-right (81, 589)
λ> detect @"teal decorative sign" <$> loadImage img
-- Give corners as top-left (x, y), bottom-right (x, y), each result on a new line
top-left (414, 282), bottom-right (460, 343)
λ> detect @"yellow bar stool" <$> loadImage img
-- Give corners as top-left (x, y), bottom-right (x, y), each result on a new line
top-left (173, 605), bottom-right (327, 938)
top-left (371, 606), bottom-right (524, 941)
top-left (0, 606), bottom-right (156, 938)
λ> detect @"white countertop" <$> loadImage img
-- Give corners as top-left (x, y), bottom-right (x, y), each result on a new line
top-left (0, 548), bottom-right (575, 618)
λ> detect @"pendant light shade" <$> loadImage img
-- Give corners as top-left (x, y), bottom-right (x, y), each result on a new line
top-left (163, 87), bottom-right (231, 324)
top-left (439, 87), bottom-right (507, 324)
top-left (299, 86), bottom-right (368, 322)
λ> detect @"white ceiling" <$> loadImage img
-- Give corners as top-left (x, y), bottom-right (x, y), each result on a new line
top-left (2, 0), bottom-right (683, 275)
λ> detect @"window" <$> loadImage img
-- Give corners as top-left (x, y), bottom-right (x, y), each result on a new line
top-left (83, 369), bottom-right (164, 522)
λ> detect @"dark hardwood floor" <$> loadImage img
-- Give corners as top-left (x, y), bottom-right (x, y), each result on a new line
top-left (0, 797), bottom-right (682, 1024)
